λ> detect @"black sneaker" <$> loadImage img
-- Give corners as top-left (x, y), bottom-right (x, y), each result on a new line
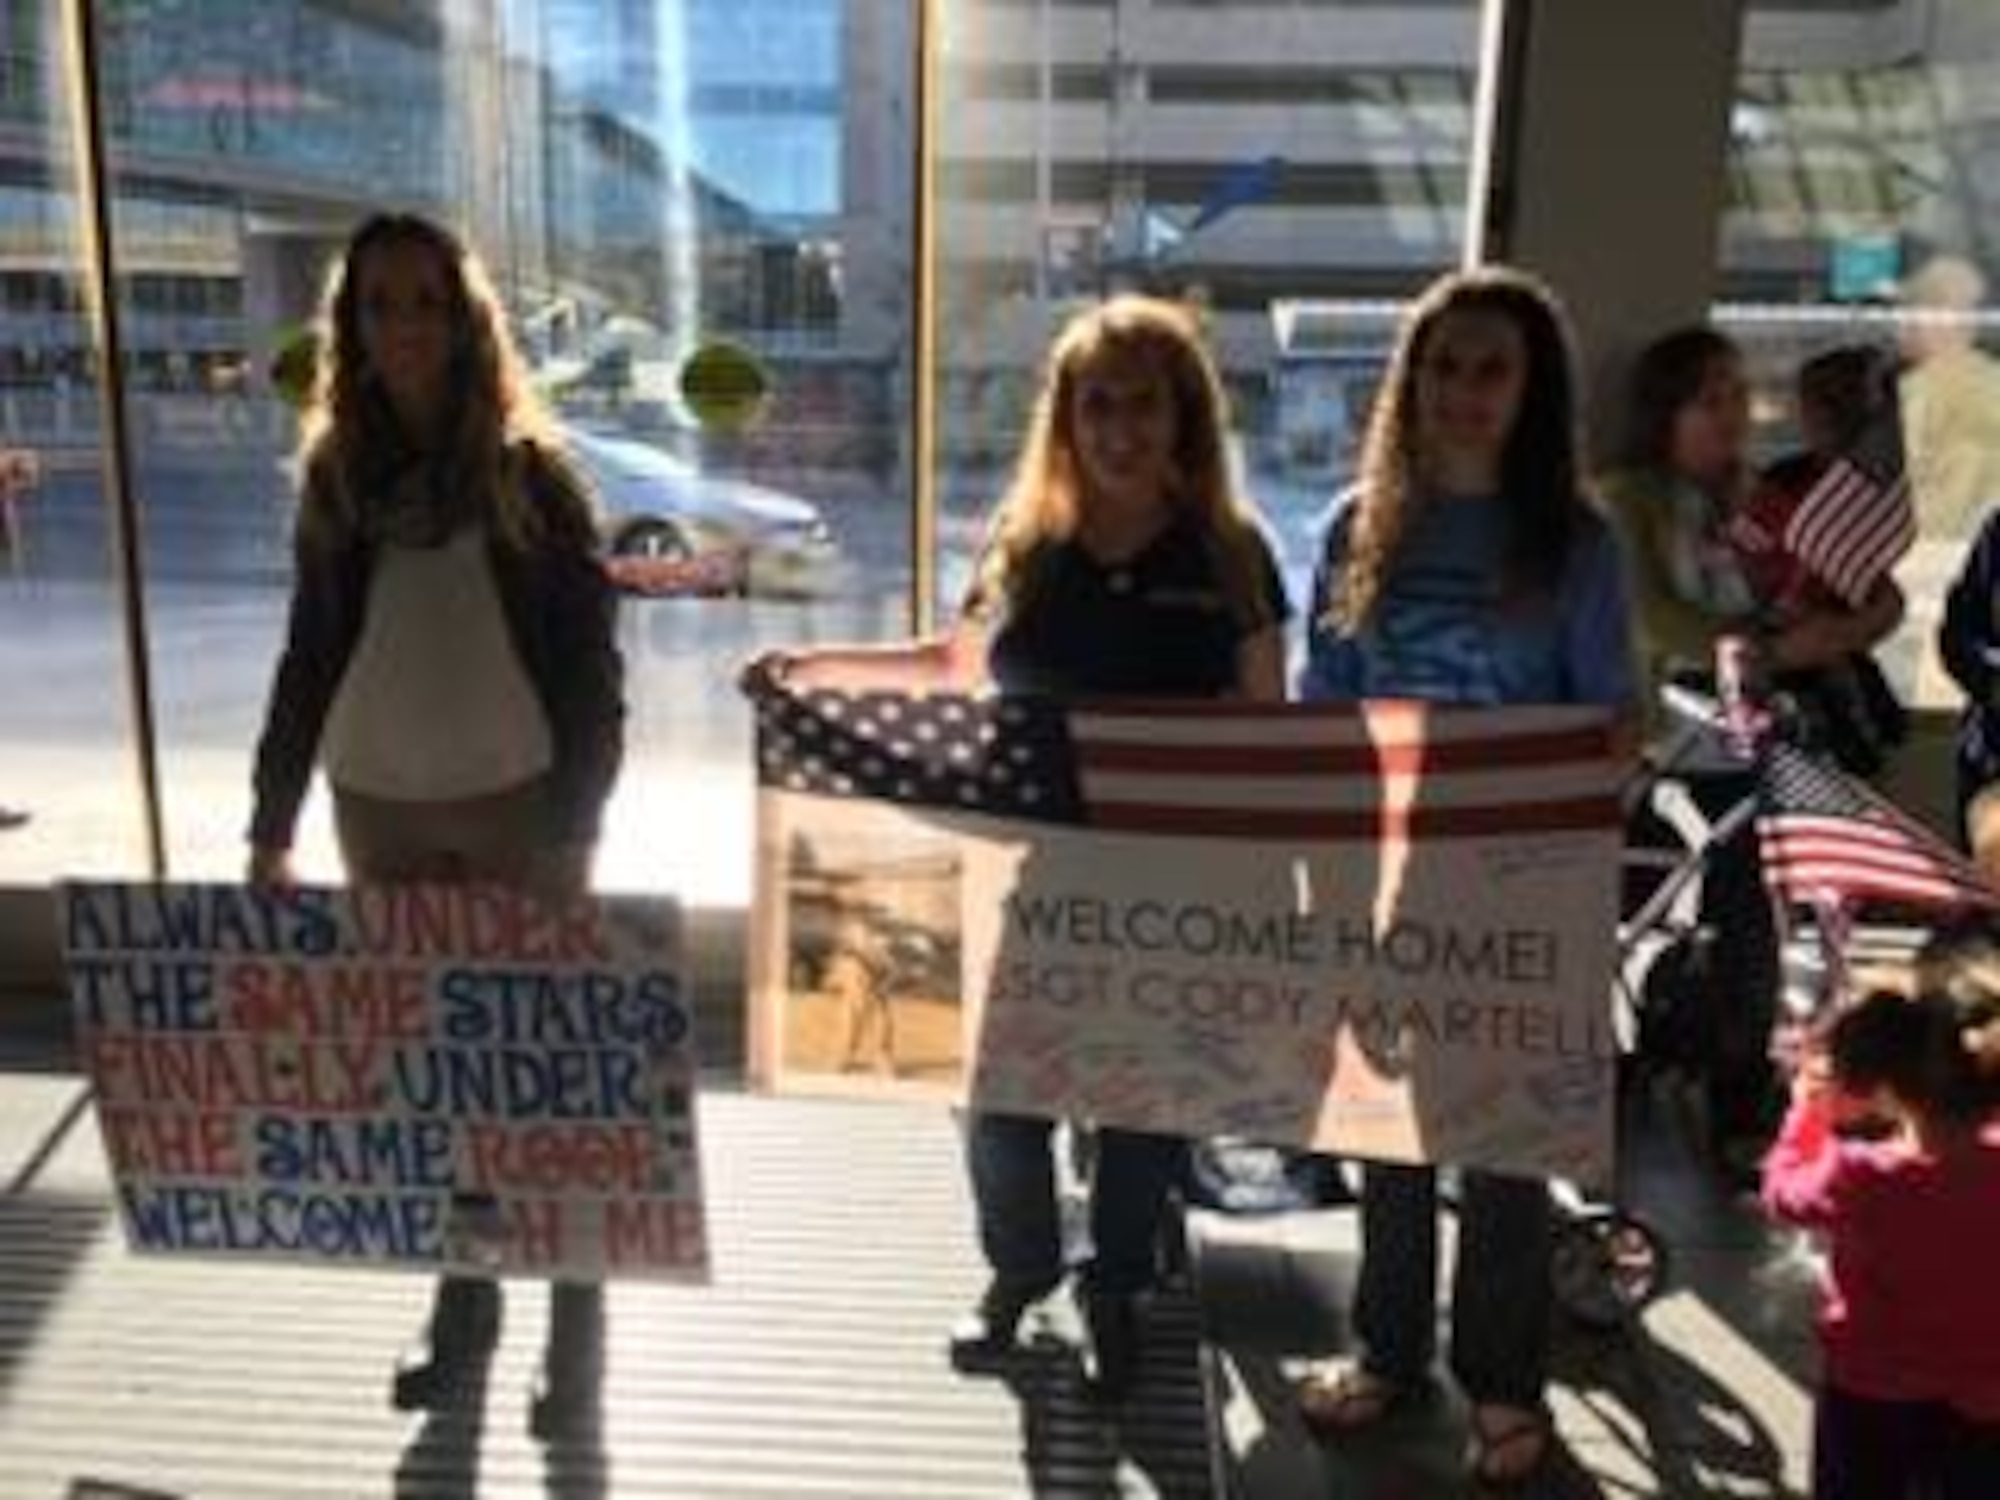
top-left (390, 1277), bottom-right (501, 1412)
top-left (947, 1274), bottom-right (1059, 1366)
top-left (528, 1364), bottom-right (600, 1443)
top-left (529, 1283), bottom-right (603, 1442)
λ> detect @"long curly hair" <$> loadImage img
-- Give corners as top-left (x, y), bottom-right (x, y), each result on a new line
top-left (1615, 324), bottom-right (1740, 473)
top-left (974, 295), bottom-right (1276, 630)
top-left (296, 213), bottom-right (582, 549)
top-left (1329, 265), bottom-right (1587, 630)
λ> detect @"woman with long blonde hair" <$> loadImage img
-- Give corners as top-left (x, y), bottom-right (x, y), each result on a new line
top-left (752, 293), bottom-right (1289, 1399)
top-left (247, 212), bottom-right (624, 1440)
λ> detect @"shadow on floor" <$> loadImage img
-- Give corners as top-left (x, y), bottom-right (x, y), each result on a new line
top-left (958, 1290), bottom-right (1217, 1498)
top-left (1194, 1091), bottom-right (1819, 1498)
top-left (0, 1165), bottom-right (112, 1406)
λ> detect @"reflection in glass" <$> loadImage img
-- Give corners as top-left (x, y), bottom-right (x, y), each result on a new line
top-left (0, 1), bottom-right (917, 897)
top-left (1727, 1), bottom-right (2000, 707)
top-left (0, 3), bottom-right (143, 880)
top-left (934, 0), bottom-right (1480, 619)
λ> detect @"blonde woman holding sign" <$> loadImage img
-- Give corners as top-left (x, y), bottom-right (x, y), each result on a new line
top-left (753, 294), bottom-right (1289, 1400)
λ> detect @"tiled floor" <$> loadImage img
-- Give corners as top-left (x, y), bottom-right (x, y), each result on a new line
top-left (0, 1076), bottom-right (1212, 1500)
top-left (0, 1063), bottom-right (1818, 1499)
top-left (1199, 1083), bottom-right (1819, 1497)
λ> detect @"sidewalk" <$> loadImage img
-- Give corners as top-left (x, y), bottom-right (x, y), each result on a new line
top-left (0, 1065), bottom-right (1815, 1498)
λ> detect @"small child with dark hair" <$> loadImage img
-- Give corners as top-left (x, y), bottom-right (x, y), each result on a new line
top-left (1737, 347), bottom-right (1894, 615)
top-left (1731, 345), bottom-right (1908, 776)
top-left (1762, 925), bottom-right (2000, 1499)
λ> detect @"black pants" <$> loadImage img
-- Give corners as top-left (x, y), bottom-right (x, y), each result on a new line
top-left (1352, 1163), bottom-right (1551, 1407)
top-left (1697, 768), bottom-right (1781, 1141)
top-left (965, 1112), bottom-right (1184, 1297)
top-left (1814, 1384), bottom-right (2000, 1498)
top-left (1635, 766), bottom-right (1782, 1147)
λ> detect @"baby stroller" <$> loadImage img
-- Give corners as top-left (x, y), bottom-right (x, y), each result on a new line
top-left (1617, 682), bottom-right (1787, 1169)
top-left (1483, 679), bottom-right (1893, 1329)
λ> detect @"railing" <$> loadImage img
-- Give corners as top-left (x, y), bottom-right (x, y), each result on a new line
top-left (0, 389), bottom-right (291, 462)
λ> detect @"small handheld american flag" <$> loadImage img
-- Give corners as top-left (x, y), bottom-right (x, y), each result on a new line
top-left (1757, 741), bottom-right (1996, 914)
top-left (1779, 396), bottom-right (1914, 609)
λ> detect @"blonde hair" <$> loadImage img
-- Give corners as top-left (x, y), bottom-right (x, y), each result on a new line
top-left (973, 295), bottom-right (1274, 630)
top-left (296, 213), bottom-right (587, 550)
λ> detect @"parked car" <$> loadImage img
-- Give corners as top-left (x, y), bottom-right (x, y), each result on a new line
top-left (565, 423), bottom-right (846, 598)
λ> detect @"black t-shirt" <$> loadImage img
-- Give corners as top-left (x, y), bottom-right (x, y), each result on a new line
top-left (982, 520), bottom-right (1289, 697)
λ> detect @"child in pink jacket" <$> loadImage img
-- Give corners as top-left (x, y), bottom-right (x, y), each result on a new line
top-left (1762, 929), bottom-right (2000, 1498)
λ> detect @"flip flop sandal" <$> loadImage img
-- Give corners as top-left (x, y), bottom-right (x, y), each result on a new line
top-left (1467, 1404), bottom-right (1556, 1489)
top-left (1296, 1367), bottom-right (1423, 1436)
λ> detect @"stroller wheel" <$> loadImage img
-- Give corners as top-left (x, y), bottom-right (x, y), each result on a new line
top-left (1183, 1139), bottom-right (1323, 1216)
top-left (1550, 1208), bottom-right (1670, 1331)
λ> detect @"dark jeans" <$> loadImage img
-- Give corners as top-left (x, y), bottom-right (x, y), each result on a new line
top-left (965, 1110), bottom-right (1183, 1297)
top-left (1684, 767), bottom-right (1782, 1145)
top-left (1814, 1384), bottom-right (2000, 1499)
top-left (1353, 1162), bottom-right (1551, 1408)
top-left (427, 1274), bottom-right (601, 1367)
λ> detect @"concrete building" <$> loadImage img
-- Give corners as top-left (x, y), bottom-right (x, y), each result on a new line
top-left (932, 0), bottom-right (2000, 465)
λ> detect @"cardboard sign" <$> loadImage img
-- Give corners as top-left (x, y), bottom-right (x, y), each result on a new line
top-left (63, 883), bottom-right (706, 1279)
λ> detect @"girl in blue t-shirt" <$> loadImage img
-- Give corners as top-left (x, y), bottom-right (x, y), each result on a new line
top-left (1293, 266), bottom-right (1637, 1487)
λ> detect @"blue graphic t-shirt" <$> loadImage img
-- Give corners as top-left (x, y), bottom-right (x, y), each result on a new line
top-left (1298, 489), bottom-right (1634, 709)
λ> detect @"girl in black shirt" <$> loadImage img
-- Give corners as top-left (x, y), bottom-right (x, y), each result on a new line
top-left (757, 295), bottom-right (1288, 1398)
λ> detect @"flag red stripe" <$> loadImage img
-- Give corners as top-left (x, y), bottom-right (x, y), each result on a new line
top-left (1761, 848), bottom-right (1989, 892)
top-left (1788, 464), bottom-right (1868, 549)
top-left (1764, 869), bottom-right (1984, 906)
top-left (1092, 793), bottom-right (1623, 840)
top-left (1814, 498), bottom-right (1912, 601)
top-left (1761, 865), bottom-right (1992, 908)
top-left (1816, 496), bottom-right (1901, 572)
top-left (1076, 726), bottom-right (1615, 776)
top-left (1763, 815), bottom-right (1966, 861)
top-left (1073, 698), bottom-right (1603, 728)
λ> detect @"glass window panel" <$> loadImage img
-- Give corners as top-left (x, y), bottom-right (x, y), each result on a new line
top-left (83, 0), bottom-right (916, 903)
top-left (935, 0), bottom-right (1481, 619)
top-left (0, 3), bottom-right (147, 882)
top-left (1725, 2), bottom-right (2000, 709)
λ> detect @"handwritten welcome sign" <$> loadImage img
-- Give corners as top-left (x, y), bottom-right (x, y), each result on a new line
top-left (62, 883), bottom-right (705, 1279)
top-left (957, 828), bottom-right (1619, 1183)
top-left (750, 693), bottom-right (1625, 1184)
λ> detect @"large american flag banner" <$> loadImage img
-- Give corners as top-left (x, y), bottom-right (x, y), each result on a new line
top-left (748, 678), bottom-right (1629, 1183)
top-left (1758, 741), bottom-right (1996, 913)
top-left (1780, 402), bottom-right (1914, 608)
top-left (751, 683), bottom-right (1624, 843)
